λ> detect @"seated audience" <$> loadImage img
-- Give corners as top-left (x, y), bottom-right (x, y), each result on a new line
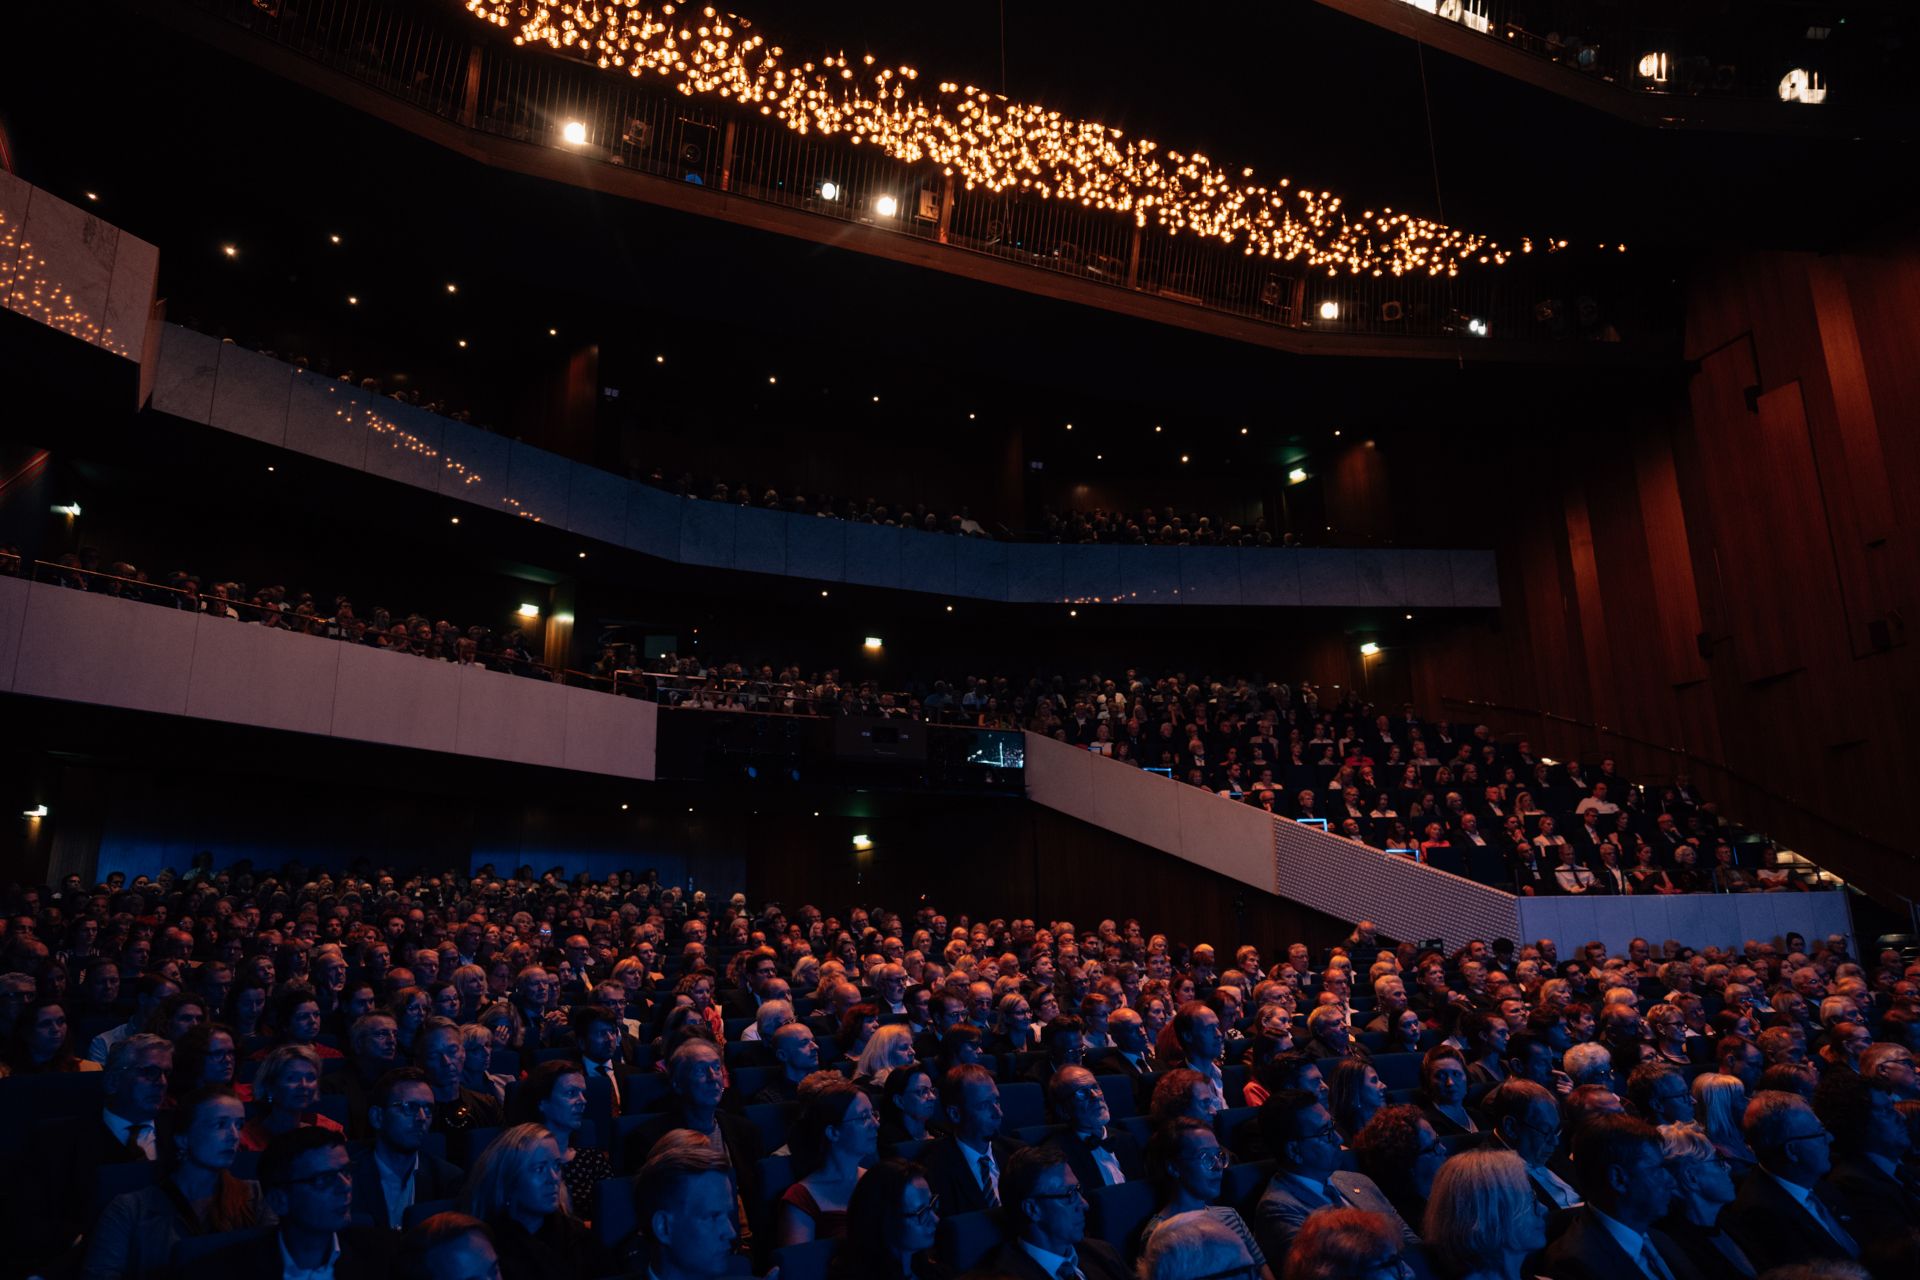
top-left (1541, 1114), bottom-right (1697, 1280)
top-left (753, 1022), bottom-right (821, 1105)
top-left (879, 1061), bottom-right (943, 1145)
top-left (1140, 1210), bottom-right (1263, 1280)
top-left (3, 998), bottom-right (101, 1075)
top-left (1329, 1057), bottom-right (1388, 1142)
top-left (460, 1122), bottom-right (612, 1280)
top-left (987, 1144), bottom-right (1131, 1279)
top-left (625, 1040), bottom-right (763, 1210)
top-left (81, 1084), bottom-right (269, 1280)
top-left (1421, 1148), bottom-right (1549, 1280)
top-left (1655, 1121), bottom-right (1756, 1280)
top-left (629, 1140), bottom-right (739, 1279)
top-left (1141, 1117), bottom-right (1273, 1277)
top-left (398, 1212), bottom-right (502, 1280)
top-left (1691, 1073), bottom-right (1759, 1179)
top-left (922, 1063), bottom-right (1023, 1217)
top-left (1351, 1104), bottom-right (1450, 1230)
top-left (829, 1157), bottom-right (943, 1280)
top-left (1253, 1088), bottom-right (1420, 1265)
top-left (243, 1043), bottom-right (344, 1150)
top-left (1282, 1208), bottom-right (1408, 1280)
top-left (198, 1126), bottom-right (398, 1279)
top-left (1417, 1045), bottom-right (1480, 1136)
top-left (1810, 1070), bottom-right (1916, 1248)
top-left (1722, 1091), bottom-right (1860, 1270)
top-left (418, 1015), bottom-right (505, 1134)
top-left (776, 1076), bottom-right (878, 1246)
top-left (349, 1066), bottom-right (464, 1230)
top-left (514, 1059), bottom-right (615, 1216)
top-left (1043, 1064), bottom-right (1145, 1189)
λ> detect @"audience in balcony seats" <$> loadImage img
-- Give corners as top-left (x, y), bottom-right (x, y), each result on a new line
top-left (984, 1144), bottom-right (1131, 1280)
top-left (514, 1059), bottom-right (615, 1218)
top-left (80, 1083), bottom-right (268, 1280)
top-left (348, 1067), bottom-right (464, 1230)
top-left (1540, 1114), bottom-right (1702, 1280)
top-left (1351, 1104), bottom-right (1449, 1235)
top-left (460, 1122), bottom-right (612, 1280)
top-left (922, 1063), bottom-right (1023, 1217)
top-left (1252, 1088), bottom-right (1421, 1265)
top-left (242, 1042), bottom-right (345, 1150)
top-left (198, 1127), bottom-right (399, 1280)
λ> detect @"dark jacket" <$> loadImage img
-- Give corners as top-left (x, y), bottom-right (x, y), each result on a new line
top-left (21, 1111), bottom-right (157, 1261)
top-left (1819, 1151), bottom-right (1918, 1244)
top-left (486, 1210), bottom-right (615, 1280)
top-left (624, 1103), bottom-right (763, 1208)
top-left (347, 1140), bottom-right (466, 1229)
top-left (985, 1237), bottom-right (1131, 1280)
top-left (1721, 1169), bottom-right (1861, 1272)
top-left (1540, 1207), bottom-right (1706, 1280)
top-left (1654, 1214), bottom-right (1758, 1280)
top-left (1041, 1128), bottom-right (1146, 1193)
top-left (197, 1225), bottom-right (398, 1280)
top-left (920, 1133), bottom-right (1026, 1218)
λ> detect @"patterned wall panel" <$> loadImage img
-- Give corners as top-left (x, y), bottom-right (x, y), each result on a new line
top-left (1271, 818), bottom-right (1520, 952)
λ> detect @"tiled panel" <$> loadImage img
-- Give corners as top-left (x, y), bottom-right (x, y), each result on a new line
top-left (13, 582), bottom-right (196, 715)
top-left (329, 643), bottom-right (461, 754)
top-left (209, 344), bottom-right (295, 448)
top-left (1449, 550), bottom-right (1501, 607)
top-left (784, 517), bottom-right (847, 583)
top-left (0, 575), bottom-right (29, 691)
top-left (101, 232), bottom-right (159, 361)
top-left (283, 374), bottom-right (371, 469)
top-left (454, 666), bottom-right (567, 769)
top-left (150, 324), bottom-right (222, 424)
top-left (952, 538), bottom-right (1010, 602)
top-left (1176, 781), bottom-right (1282, 893)
top-left (436, 420), bottom-right (513, 507)
top-left (503, 442), bottom-right (573, 528)
top-left (1273, 816), bottom-right (1521, 952)
top-left (566, 464), bottom-right (632, 547)
top-left (732, 506), bottom-right (788, 577)
top-left (364, 399), bottom-right (447, 492)
top-left (0, 170), bottom-right (29, 296)
top-left (623, 484), bottom-right (685, 561)
top-left (1398, 550), bottom-right (1458, 608)
top-left (1237, 551), bottom-right (1303, 606)
top-left (8, 189), bottom-right (117, 346)
top-left (1060, 544), bottom-right (1123, 603)
top-left (1177, 549), bottom-right (1243, 607)
top-left (898, 533), bottom-right (956, 598)
top-left (677, 497), bottom-right (738, 569)
top-left (1118, 547), bottom-right (1182, 605)
top-left (561, 685), bottom-right (659, 780)
top-left (843, 524), bottom-right (904, 590)
top-left (185, 617), bottom-right (342, 736)
top-left (1021, 732), bottom-right (1100, 825)
top-left (1086, 758), bottom-right (1183, 856)
top-left (1007, 545), bottom-right (1065, 603)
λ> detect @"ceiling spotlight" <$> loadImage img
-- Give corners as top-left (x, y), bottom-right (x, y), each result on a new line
top-left (450, 517), bottom-right (460, 525)
top-left (1467, 317), bottom-right (1489, 337)
top-left (768, 375), bottom-right (777, 384)
top-left (820, 590), bottom-right (829, 597)
top-left (1360, 642), bottom-right (1381, 656)
top-left (446, 283), bottom-right (458, 293)
top-left (819, 180), bottom-right (841, 200)
top-left (874, 194), bottom-right (899, 217)
top-left (84, 192), bottom-right (98, 202)
top-left (871, 395), bottom-right (880, 403)
top-left (1333, 429), bottom-right (1342, 437)
top-left (1069, 609), bottom-right (1078, 618)
top-left (1180, 454), bottom-right (1190, 464)
top-left (1405, 613), bottom-right (1414, 620)
top-left (967, 412), bottom-right (976, 420)
top-left (457, 339), bottom-right (468, 348)
top-left (863, 636), bottom-right (884, 650)
top-left (1318, 300), bottom-right (1340, 321)
top-left (221, 244), bottom-right (238, 258)
top-left (945, 605), bottom-right (954, 612)
top-left (548, 327), bottom-right (558, 336)
top-left (655, 354), bottom-right (665, 363)
top-left (578, 552), bottom-right (587, 559)
top-left (562, 119), bottom-right (588, 145)
top-left (1095, 454), bottom-right (1103, 460)
top-left (621, 802), bottom-right (629, 811)
top-left (346, 295), bottom-right (359, 305)
top-left (328, 233), bottom-right (341, 244)
top-left (1288, 467), bottom-right (1309, 484)
top-left (1153, 425), bottom-right (1162, 433)
top-left (52, 503), bottom-right (81, 517)
top-left (1240, 427), bottom-right (1248, 435)
top-left (517, 603), bottom-right (541, 618)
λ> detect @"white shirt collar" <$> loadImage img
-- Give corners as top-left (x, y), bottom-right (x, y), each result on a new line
top-left (277, 1231), bottom-right (341, 1280)
top-left (1588, 1206), bottom-right (1647, 1261)
top-left (1018, 1238), bottom-right (1079, 1276)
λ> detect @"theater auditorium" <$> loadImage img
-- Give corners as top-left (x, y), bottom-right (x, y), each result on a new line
top-left (2, 2), bottom-right (1918, 1279)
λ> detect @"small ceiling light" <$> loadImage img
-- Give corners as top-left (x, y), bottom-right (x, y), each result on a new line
top-left (562, 119), bottom-right (588, 145)
top-left (655, 354), bottom-right (665, 364)
top-left (328, 233), bottom-right (341, 244)
top-left (84, 192), bottom-right (98, 202)
top-left (820, 590), bottom-right (829, 597)
top-left (1240, 427), bottom-right (1249, 435)
top-left (871, 395), bottom-right (880, 403)
top-left (1069, 609), bottom-right (1079, 617)
top-left (457, 339), bottom-right (468, 348)
top-left (1288, 467), bottom-right (1309, 484)
top-left (548, 327), bottom-right (558, 336)
top-left (1180, 454), bottom-right (1190, 464)
top-left (517, 603), bottom-right (541, 618)
top-left (346, 295), bottom-right (359, 305)
top-left (221, 244), bottom-right (238, 258)
top-left (446, 283), bottom-right (458, 293)
top-left (23, 805), bottom-right (48, 818)
top-left (1065, 423), bottom-right (1073, 430)
top-left (768, 375), bottom-right (777, 384)
top-left (863, 636), bottom-right (884, 650)
top-left (1360, 642), bottom-right (1381, 656)
top-left (1405, 613), bottom-right (1414, 620)
top-left (874, 194), bottom-right (899, 217)
top-left (967, 412), bottom-right (976, 420)
top-left (1153, 424), bottom-right (1162, 433)
top-left (621, 802), bottom-right (629, 810)
top-left (52, 503), bottom-right (81, 517)
top-left (1095, 453), bottom-right (1103, 460)
top-left (450, 517), bottom-right (460, 524)
top-left (819, 180), bottom-right (841, 200)
top-left (945, 605), bottom-right (953, 612)
top-left (578, 551), bottom-right (587, 559)
top-left (1318, 300), bottom-right (1339, 320)
top-left (1333, 429), bottom-right (1342, 437)
top-left (852, 833), bottom-right (874, 851)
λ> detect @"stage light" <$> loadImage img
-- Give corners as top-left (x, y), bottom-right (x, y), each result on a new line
top-left (1318, 300), bottom-right (1339, 320)
top-left (1637, 52), bottom-right (1669, 82)
top-left (1288, 468), bottom-right (1308, 484)
top-left (863, 636), bottom-right (883, 650)
top-left (852, 834), bottom-right (873, 851)
top-left (1360, 642), bottom-right (1380, 656)
top-left (874, 194), bottom-right (898, 217)
top-left (819, 180), bottom-right (841, 200)
top-left (23, 805), bottom-right (48, 819)
top-left (562, 119), bottom-right (588, 144)
top-left (52, 503), bottom-right (81, 517)
top-left (517, 603), bottom-right (541, 618)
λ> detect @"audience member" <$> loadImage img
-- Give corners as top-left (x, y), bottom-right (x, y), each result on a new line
top-left (1253, 1088), bottom-right (1419, 1265)
top-left (1655, 1121), bottom-right (1756, 1280)
top-left (829, 1157), bottom-right (943, 1280)
top-left (776, 1077), bottom-right (878, 1246)
top-left (1141, 1117), bottom-right (1271, 1276)
top-left (922, 1063), bottom-right (1023, 1217)
top-left (1422, 1148), bottom-right (1549, 1280)
top-left (199, 1126), bottom-right (398, 1279)
top-left (1541, 1113), bottom-right (1697, 1280)
top-left (986, 1144), bottom-right (1131, 1279)
top-left (460, 1122), bottom-right (612, 1280)
top-left (349, 1067), bottom-right (464, 1230)
top-left (1722, 1091), bottom-right (1860, 1270)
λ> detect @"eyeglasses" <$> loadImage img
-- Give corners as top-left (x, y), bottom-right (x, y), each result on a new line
top-left (1186, 1148), bottom-right (1232, 1171)
top-left (1780, 1130), bottom-right (1831, 1150)
top-left (1030, 1186), bottom-right (1088, 1204)
top-left (277, 1167), bottom-right (352, 1192)
top-left (905, 1195), bottom-right (941, 1223)
top-left (1300, 1122), bottom-right (1343, 1146)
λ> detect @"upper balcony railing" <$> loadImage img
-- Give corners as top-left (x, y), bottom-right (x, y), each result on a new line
top-left (144, 0), bottom-right (1667, 359)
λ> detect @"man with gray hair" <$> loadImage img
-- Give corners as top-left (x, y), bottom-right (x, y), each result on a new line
top-left (1562, 1042), bottom-right (1617, 1091)
top-left (626, 1039), bottom-right (763, 1206)
top-left (1722, 1091), bottom-right (1860, 1270)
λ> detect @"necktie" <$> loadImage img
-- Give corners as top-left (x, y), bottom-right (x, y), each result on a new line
top-left (1638, 1239), bottom-right (1676, 1280)
top-left (1705, 1230), bottom-right (1756, 1278)
top-left (126, 1123), bottom-right (152, 1159)
top-left (1055, 1258), bottom-right (1083, 1280)
top-left (979, 1154), bottom-right (999, 1208)
top-left (597, 1060), bottom-right (622, 1113)
top-left (1803, 1191), bottom-right (1859, 1256)
top-left (1321, 1181), bottom-right (1347, 1209)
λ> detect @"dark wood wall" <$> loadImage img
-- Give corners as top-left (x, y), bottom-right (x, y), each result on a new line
top-left (1405, 237), bottom-right (1920, 908)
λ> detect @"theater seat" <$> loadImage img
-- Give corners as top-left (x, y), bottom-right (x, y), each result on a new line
top-left (935, 1209), bottom-right (1003, 1273)
top-left (1085, 1180), bottom-right (1155, 1253)
top-left (0, 1074), bottom-right (105, 1156)
top-left (1096, 1075), bottom-right (1138, 1118)
top-left (93, 1158), bottom-right (158, 1219)
top-left (1221, 1065), bottom-right (1249, 1106)
top-left (621, 1073), bottom-right (674, 1113)
top-left (1012, 1123), bottom-right (1063, 1148)
top-left (1221, 1158), bottom-right (1275, 1211)
top-left (1372, 1053), bottom-right (1420, 1091)
top-left (740, 1101), bottom-right (798, 1153)
top-left (890, 1139), bottom-right (928, 1162)
top-left (1115, 1115), bottom-right (1153, 1148)
top-left (727, 1065), bottom-right (780, 1101)
top-left (774, 1237), bottom-right (839, 1280)
top-left (404, 1198), bottom-right (457, 1228)
top-left (596, 1173), bottom-right (638, 1249)
top-left (1212, 1106), bottom-right (1259, 1157)
top-left (453, 1125), bottom-right (502, 1168)
top-left (756, 1153), bottom-right (795, 1208)
top-left (997, 1081), bottom-right (1045, 1129)
top-left (172, 1227), bottom-right (270, 1268)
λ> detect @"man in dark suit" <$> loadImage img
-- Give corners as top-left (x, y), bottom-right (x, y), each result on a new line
top-left (984, 1146), bottom-right (1130, 1280)
top-left (1087, 1007), bottom-right (1158, 1110)
top-left (18, 1031), bottom-right (171, 1267)
top-left (1042, 1066), bottom-right (1145, 1191)
top-left (723, 948), bottom-right (779, 1019)
top-left (748, 1022), bottom-right (818, 1105)
top-left (624, 1039), bottom-right (763, 1210)
top-left (202, 1127), bottom-right (398, 1280)
top-left (922, 1063), bottom-right (1025, 1218)
top-left (1542, 1114), bottom-right (1704, 1280)
top-left (1811, 1071), bottom-right (1916, 1244)
top-left (571, 1004), bottom-right (628, 1126)
top-left (1721, 1091), bottom-right (1861, 1272)
top-left (1251, 1089), bottom-right (1420, 1266)
top-left (348, 1068), bottom-right (464, 1229)
top-left (1485, 1080), bottom-right (1583, 1216)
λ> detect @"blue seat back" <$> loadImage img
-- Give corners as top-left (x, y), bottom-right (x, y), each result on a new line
top-left (1096, 1074), bottom-right (1138, 1118)
top-left (740, 1101), bottom-right (798, 1153)
top-left (1221, 1064), bottom-right (1249, 1106)
top-left (0, 1074), bottom-right (105, 1154)
top-left (403, 1198), bottom-right (457, 1229)
top-left (1114, 1114), bottom-right (1153, 1148)
top-left (1372, 1053), bottom-right (1421, 1091)
top-left (171, 1227), bottom-right (270, 1268)
top-left (1221, 1158), bottom-right (1274, 1211)
top-left (596, 1173), bottom-right (638, 1249)
top-left (622, 1072), bottom-right (675, 1113)
top-left (997, 1081), bottom-right (1045, 1129)
top-left (774, 1237), bottom-right (839, 1280)
top-left (936, 1208), bottom-right (1004, 1273)
top-left (1085, 1179), bottom-right (1156, 1252)
top-left (1213, 1106), bottom-right (1260, 1155)
top-left (92, 1158), bottom-right (158, 1219)
top-left (1012, 1123), bottom-right (1063, 1148)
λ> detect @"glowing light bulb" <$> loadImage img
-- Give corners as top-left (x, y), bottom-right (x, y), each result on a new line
top-left (874, 194), bottom-right (898, 216)
top-left (819, 180), bottom-right (840, 200)
top-left (562, 119), bottom-right (589, 144)
top-left (1318, 300), bottom-right (1339, 320)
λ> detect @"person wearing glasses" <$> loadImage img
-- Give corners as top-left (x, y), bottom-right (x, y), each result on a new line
top-left (81, 1084), bottom-right (270, 1280)
top-left (1539, 1114), bottom-right (1702, 1280)
top-left (460, 1122), bottom-right (613, 1280)
top-left (986, 1145), bottom-right (1130, 1280)
top-left (1251, 1089), bottom-right (1420, 1268)
top-left (1140, 1118), bottom-right (1274, 1279)
top-left (1351, 1105), bottom-right (1450, 1234)
top-left (1653, 1123), bottom-right (1756, 1280)
top-left (1720, 1091), bottom-right (1860, 1272)
top-left (829, 1158), bottom-right (946, 1280)
top-left (348, 1068), bottom-right (464, 1230)
top-left (1043, 1066), bottom-right (1146, 1191)
top-left (1421, 1149), bottom-right (1550, 1280)
top-left (1483, 1080), bottom-right (1582, 1215)
top-left (199, 1126), bottom-right (398, 1280)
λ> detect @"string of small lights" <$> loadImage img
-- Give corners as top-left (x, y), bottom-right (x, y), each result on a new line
top-left (1, 213), bottom-right (134, 356)
top-left (461, 2), bottom-right (1532, 278)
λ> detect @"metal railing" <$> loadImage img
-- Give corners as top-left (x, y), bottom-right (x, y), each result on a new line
top-left (157, 0), bottom-right (1659, 350)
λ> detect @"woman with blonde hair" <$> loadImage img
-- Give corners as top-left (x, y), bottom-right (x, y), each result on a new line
top-left (1690, 1072), bottom-right (1758, 1178)
top-left (239, 1044), bottom-right (342, 1150)
top-left (853, 1023), bottom-right (918, 1091)
top-left (460, 1122), bottom-right (612, 1280)
top-left (1421, 1148), bottom-right (1548, 1280)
